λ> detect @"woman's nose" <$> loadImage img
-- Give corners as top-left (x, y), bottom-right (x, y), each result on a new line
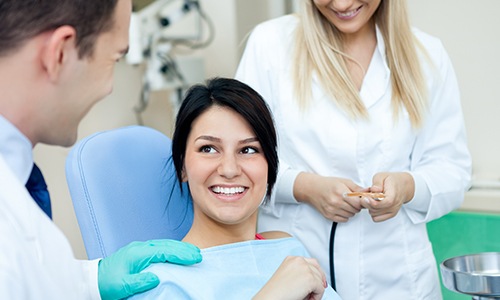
top-left (217, 154), bottom-right (241, 179)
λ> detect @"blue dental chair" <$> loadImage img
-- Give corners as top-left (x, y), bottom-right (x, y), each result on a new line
top-left (65, 125), bottom-right (193, 259)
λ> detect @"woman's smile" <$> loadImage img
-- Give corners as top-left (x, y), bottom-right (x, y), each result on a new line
top-left (210, 185), bottom-right (248, 201)
top-left (332, 5), bottom-right (362, 20)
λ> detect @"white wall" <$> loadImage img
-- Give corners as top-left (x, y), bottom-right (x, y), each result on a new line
top-left (408, 0), bottom-right (500, 210)
top-left (35, 0), bottom-right (500, 259)
top-left (408, 0), bottom-right (500, 185)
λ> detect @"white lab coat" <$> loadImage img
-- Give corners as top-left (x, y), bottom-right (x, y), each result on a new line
top-left (235, 15), bottom-right (471, 300)
top-left (0, 116), bottom-right (100, 299)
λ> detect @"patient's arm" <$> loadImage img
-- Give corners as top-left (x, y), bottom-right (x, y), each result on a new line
top-left (252, 256), bottom-right (327, 300)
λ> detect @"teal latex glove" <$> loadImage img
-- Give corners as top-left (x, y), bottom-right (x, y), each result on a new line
top-left (98, 239), bottom-right (202, 300)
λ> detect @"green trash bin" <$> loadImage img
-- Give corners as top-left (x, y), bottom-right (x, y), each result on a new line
top-left (427, 210), bottom-right (500, 300)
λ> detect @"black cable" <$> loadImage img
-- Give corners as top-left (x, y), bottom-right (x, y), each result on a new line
top-left (329, 221), bottom-right (338, 291)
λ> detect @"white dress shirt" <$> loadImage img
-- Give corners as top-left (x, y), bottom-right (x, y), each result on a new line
top-left (236, 15), bottom-right (471, 300)
top-left (0, 115), bottom-right (100, 299)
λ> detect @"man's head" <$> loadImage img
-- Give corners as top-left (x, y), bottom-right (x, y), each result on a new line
top-left (0, 0), bottom-right (118, 59)
top-left (0, 0), bottom-right (131, 147)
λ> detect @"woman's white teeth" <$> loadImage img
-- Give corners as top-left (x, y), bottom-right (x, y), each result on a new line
top-left (337, 8), bottom-right (358, 17)
top-left (212, 186), bottom-right (245, 195)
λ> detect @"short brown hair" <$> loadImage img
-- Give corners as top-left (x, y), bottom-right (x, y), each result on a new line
top-left (0, 0), bottom-right (119, 58)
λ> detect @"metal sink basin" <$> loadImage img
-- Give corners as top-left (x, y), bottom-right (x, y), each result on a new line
top-left (441, 252), bottom-right (500, 299)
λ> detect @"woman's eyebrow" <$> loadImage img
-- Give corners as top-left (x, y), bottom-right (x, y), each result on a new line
top-left (195, 135), bottom-right (220, 143)
top-left (239, 137), bottom-right (259, 144)
top-left (194, 136), bottom-right (259, 144)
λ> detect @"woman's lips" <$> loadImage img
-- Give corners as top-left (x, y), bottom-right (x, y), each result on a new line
top-left (334, 6), bottom-right (362, 20)
top-left (210, 185), bottom-right (248, 201)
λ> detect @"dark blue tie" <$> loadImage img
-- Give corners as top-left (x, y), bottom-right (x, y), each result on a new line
top-left (25, 163), bottom-right (52, 219)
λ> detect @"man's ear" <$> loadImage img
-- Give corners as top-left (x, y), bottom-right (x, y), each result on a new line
top-left (41, 25), bottom-right (77, 82)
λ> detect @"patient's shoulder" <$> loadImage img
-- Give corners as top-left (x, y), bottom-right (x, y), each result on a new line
top-left (259, 231), bottom-right (291, 239)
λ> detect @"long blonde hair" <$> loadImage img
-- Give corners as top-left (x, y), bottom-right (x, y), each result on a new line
top-left (292, 0), bottom-right (428, 127)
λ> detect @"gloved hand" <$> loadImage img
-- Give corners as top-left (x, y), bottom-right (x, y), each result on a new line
top-left (98, 239), bottom-right (202, 300)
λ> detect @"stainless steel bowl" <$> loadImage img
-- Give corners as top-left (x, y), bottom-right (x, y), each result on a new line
top-left (441, 252), bottom-right (500, 297)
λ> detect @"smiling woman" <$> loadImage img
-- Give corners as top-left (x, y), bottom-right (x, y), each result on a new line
top-left (182, 105), bottom-right (269, 236)
top-left (129, 77), bottom-right (342, 300)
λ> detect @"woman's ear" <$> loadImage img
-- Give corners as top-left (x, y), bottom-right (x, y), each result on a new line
top-left (41, 25), bottom-right (77, 82)
top-left (181, 167), bottom-right (188, 182)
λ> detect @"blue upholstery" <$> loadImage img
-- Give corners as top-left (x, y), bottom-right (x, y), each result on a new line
top-left (65, 125), bottom-right (193, 259)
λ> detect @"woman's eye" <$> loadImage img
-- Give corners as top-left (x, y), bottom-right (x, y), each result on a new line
top-left (200, 145), bottom-right (216, 153)
top-left (241, 147), bottom-right (257, 154)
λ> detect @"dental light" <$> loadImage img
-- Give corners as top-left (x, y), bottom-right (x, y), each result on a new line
top-left (126, 0), bottom-right (214, 124)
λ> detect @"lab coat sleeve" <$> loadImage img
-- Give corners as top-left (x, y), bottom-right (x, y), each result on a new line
top-left (235, 21), bottom-right (301, 211)
top-left (404, 39), bottom-right (472, 224)
top-left (81, 259), bottom-right (102, 300)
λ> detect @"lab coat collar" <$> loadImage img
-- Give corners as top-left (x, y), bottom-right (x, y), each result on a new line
top-left (375, 25), bottom-right (387, 61)
top-left (0, 154), bottom-right (39, 240)
top-left (359, 25), bottom-right (391, 109)
top-left (0, 114), bottom-right (34, 184)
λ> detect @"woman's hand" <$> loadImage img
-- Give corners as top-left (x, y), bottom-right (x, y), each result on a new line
top-left (294, 172), bottom-right (366, 223)
top-left (253, 256), bottom-right (327, 300)
top-left (361, 172), bottom-right (415, 222)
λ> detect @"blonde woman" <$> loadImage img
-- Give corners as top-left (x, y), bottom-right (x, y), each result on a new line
top-left (236, 0), bottom-right (471, 299)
